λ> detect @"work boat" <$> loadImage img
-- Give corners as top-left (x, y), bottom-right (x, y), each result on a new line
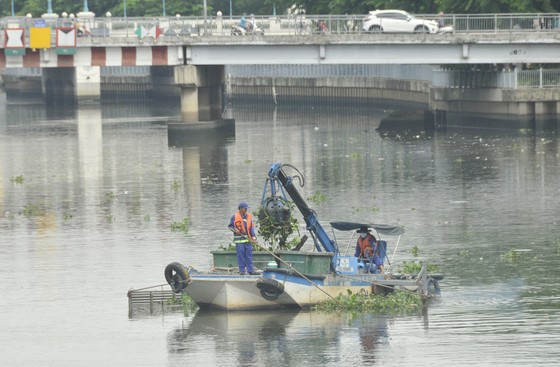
top-left (165, 163), bottom-right (442, 311)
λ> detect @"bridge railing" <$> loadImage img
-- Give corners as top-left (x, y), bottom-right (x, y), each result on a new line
top-left (433, 67), bottom-right (560, 88)
top-left (2, 13), bottom-right (560, 40)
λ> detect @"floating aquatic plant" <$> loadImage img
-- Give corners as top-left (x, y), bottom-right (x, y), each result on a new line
top-left (400, 260), bottom-right (438, 274)
top-left (171, 180), bottom-right (181, 192)
top-left (314, 289), bottom-right (424, 313)
top-left (501, 249), bottom-right (523, 263)
top-left (458, 249), bottom-right (471, 257)
top-left (307, 191), bottom-right (327, 204)
top-left (105, 192), bottom-right (118, 202)
top-left (22, 204), bottom-right (40, 218)
top-left (171, 217), bottom-right (190, 234)
top-left (10, 175), bottom-right (24, 185)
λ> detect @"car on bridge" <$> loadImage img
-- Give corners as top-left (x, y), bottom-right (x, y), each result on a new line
top-left (362, 9), bottom-right (442, 33)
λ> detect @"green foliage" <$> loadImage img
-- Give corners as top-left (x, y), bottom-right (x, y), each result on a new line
top-left (171, 180), bottom-right (181, 192)
top-left (218, 243), bottom-right (237, 251)
top-left (256, 201), bottom-right (299, 249)
top-left (22, 203), bottom-right (40, 217)
top-left (411, 245), bottom-right (419, 257)
top-left (181, 292), bottom-right (199, 315)
top-left (171, 217), bottom-right (189, 234)
top-left (400, 260), bottom-right (438, 273)
top-left (165, 292), bottom-right (198, 315)
top-left (458, 249), bottom-right (471, 257)
top-left (307, 191), bottom-right (327, 204)
top-left (501, 249), bottom-right (521, 263)
top-left (10, 175), bottom-right (24, 185)
top-left (314, 289), bottom-right (424, 313)
top-left (6, 0), bottom-right (560, 18)
top-left (105, 191), bottom-right (118, 202)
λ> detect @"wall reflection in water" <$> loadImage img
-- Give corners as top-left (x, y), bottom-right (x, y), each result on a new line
top-left (168, 125), bottom-right (235, 219)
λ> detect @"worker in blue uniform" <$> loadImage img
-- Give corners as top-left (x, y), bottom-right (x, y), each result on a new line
top-left (228, 201), bottom-right (258, 275)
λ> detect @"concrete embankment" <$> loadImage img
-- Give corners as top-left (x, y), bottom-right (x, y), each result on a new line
top-left (3, 69), bottom-right (558, 130)
top-left (231, 76), bottom-right (559, 130)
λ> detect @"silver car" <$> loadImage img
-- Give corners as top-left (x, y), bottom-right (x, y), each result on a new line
top-left (362, 9), bottom-right (439, 33)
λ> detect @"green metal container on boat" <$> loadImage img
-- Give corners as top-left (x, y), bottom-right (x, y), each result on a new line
top-left (211, 251), bottom-right (275, 269)
top-left (276, 251), bottom-right (333, 275)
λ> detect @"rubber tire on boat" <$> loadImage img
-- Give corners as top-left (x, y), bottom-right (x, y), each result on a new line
top-left (165, 262), bottom-right (190, 293)
top-left (426, 277), bottom-right (441, 296)
top-left (256, 278), bottom-right (284, 301)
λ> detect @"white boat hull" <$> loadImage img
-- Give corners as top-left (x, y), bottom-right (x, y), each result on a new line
top-left (182, 271), bottom-right (425, 311)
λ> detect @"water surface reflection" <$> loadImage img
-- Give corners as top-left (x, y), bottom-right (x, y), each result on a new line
top-left (1, 95), bottom-right (559, 366)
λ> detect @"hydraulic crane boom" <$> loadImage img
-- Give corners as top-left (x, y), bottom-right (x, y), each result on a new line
top-left (268, 163), bottom-right (339, 270)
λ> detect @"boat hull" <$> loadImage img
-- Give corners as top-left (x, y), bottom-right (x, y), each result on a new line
top-left (182, 269), bottom-right (427, 311)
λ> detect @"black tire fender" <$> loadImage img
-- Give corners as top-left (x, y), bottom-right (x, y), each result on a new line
top-left (165, 262), bottom-right (190, 293)
top-left (426, 277), bottom-right (441, 296)
top-left (256, 278), bottom-right (284, 301)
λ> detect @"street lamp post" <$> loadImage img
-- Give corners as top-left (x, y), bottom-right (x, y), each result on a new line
top-left (229, 0), bottom-right (232, 19)
top-left (163, 0), bottom-right (166, 16)
top-left (203, 0), bottom-right (207, 34)
top-left (11, 0), bottom-right (15, 16)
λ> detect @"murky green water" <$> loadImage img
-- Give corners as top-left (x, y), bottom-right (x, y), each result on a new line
top-left (1, 93), bottom-right (559, 366)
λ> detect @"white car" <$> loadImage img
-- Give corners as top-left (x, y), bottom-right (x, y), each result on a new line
top-left (362, 9), bottom-right (440, 33)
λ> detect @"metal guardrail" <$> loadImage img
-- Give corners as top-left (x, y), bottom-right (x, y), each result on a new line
top-left (1, 13), bottom-right (560, 39)
top-left (433, 67), bottom-right (560, 88)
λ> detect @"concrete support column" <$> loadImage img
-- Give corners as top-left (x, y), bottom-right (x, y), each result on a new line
top-left (75, 66), bottom-right (101, 103)
top-left (179, 87), bottom-right (199, 122)
top-left (42, 66), bottom-right (100, 105)
top-left (174, 64), bottom-right (225, 123)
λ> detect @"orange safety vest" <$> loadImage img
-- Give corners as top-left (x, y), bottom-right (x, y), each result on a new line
top-left (357, 235), bottom-right (376, 258)
top-left (233, 211), bottom-right (253, 244)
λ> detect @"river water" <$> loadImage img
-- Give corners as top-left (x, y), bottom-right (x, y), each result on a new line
top-left (1, 91), bottom-right (559, 366)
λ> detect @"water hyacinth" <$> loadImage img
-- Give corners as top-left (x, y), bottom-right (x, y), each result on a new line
top-left (314, 289), bottom-right (425, 314)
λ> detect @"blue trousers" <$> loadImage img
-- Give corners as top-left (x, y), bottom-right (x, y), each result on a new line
top-left (236, 242), bottom-right (254, 273)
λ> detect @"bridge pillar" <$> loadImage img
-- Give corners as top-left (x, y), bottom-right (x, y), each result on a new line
top-left (42, 66), bottom-right (100, 105)
top-left (74, 66), bottom-right (101, 103)
top-left (174, 65), bottom-right (225, 123)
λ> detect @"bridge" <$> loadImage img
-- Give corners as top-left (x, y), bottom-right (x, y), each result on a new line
top-left (1, 13), bottom-right (560, 127)
top-left (2, 13), bottom-right (560, 67)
